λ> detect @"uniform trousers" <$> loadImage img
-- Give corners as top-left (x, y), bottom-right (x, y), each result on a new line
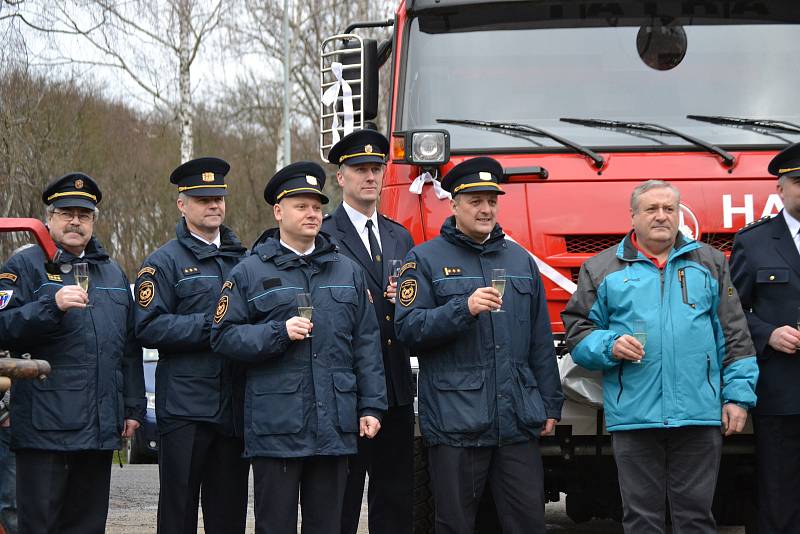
top-left (612, 426), bottom-right (722, 534)
top-left (252, 455), bottom-right (348, 534)
top-left (157, 421), bottom-right (249, 534)
top-left (428, 439), bottom-right (545, 534)
top-left (753, 414), bottom-right (800, 533)
top-left (16, 449), bottom-right (112, 534)
top-left (341, 403), bottom-right (414, 534)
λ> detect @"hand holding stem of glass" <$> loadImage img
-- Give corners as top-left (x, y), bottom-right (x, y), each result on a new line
top-left (73, 262), bottom-right (93, 308)
top-left (296, 293), bottom-right (313, 338)
top-left (631, 320), bottom-right (646, 363)
top-left (388, 260), bottom-right (403, 286)
top-left (491, 268), bottom-right (506, 313)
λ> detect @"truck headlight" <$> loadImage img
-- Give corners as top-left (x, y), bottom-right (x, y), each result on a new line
top-left (407, 130), bottom-right (450, 166)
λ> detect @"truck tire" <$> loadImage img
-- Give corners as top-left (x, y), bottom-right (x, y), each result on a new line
top-left (413, 436), bottom-right (435, 534)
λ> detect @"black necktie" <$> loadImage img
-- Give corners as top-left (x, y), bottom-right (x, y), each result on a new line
top-left (365, 219), bottom-right (382, 266)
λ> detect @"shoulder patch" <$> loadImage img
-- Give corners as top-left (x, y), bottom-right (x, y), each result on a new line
top-left (138, 280), bottom-right (155, 308)
top-left (0, 273), bottom-right (17, 283)
top-left (737, 215), bottom-right (772, 234)
top-left (399, 279), bottom-right (417, 307)
top-left (214, 295), bottom-right (229, 324)
top-left (46, 273), bottom-right (62, 282)
top-left (399, 262), bottom-right (416, 276)
top-left (0, 290), bottom-right (13, 310)
top-left (223, 280), bottom-right (234, 291)
top-left (137, 266), bottom-right (156, 278)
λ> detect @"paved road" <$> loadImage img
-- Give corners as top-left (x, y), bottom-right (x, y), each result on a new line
top-left (106, 464), bottom-right (744, 533)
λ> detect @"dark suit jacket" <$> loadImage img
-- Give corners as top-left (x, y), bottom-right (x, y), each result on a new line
top-left (323, 204), bottom-right (415, 407)
top-left (731, 211), bottom-right (800, 415)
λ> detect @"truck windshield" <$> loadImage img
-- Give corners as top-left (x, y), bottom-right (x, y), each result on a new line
top-left (399, 18), bottom-right (800, 151)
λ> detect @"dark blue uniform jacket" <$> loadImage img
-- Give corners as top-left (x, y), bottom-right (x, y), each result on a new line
top-left (211, 230), bottom-right (387, 458)
top-left (134, 219), bottom-right (247, 435)
top-left (0, 238), bottom-right (145, 451)
top-left (395, 217), bottom-right (563, 447)
top-left (731, 211), bottom-right (800, 415)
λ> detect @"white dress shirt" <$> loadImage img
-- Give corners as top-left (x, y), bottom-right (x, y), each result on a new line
top-left (190, 231), bottom-right (221, 248)
top-left (280, 240), bottom-right (315, 256)
top-left (783, 210), bottom-right (800, 255)
top-left (342, 201), bottom-right (382, 255)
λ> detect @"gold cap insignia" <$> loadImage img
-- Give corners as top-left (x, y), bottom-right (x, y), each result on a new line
top-left (74, 179), bottom-right (84, 189)
top-left (478, 172), bottom-right (493, 181)
top-left (202, 172), bottom-right (215, 182)
top-left (365, 144), bottom-right (373, 153)
top-left (306, 175), bottom-right (318, 186)
top-left (138, 280), bottom-right (155, 308)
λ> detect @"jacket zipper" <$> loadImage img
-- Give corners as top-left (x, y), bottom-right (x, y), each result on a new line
top-left (616, 364), bottom-right (624, 402)
top-left (706, 354), bottom-right (717, 397)
top-left (678, 268), bottom-right (695, 308)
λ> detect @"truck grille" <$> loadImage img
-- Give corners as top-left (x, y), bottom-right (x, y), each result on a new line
top-left (564, 233), bottom-right (734, 255)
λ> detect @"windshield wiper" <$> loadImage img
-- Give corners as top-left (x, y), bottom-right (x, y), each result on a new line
top-left (560, 117), bottom-right (735, 167)
top-left (437, 118), bottom-right (605, 169)
top-left (687, 115), bottom-right (800, 135)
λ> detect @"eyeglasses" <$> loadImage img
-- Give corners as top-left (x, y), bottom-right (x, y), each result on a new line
top-left (52, 210), bottom-right (94, 223)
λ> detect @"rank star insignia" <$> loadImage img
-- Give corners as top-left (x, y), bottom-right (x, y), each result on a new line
top-left (214, 295), bottom-right (229, 324)
top-left (202, 172), bottom-right (215, 182)
top-left (443, 266), bottom-right (462, 276)
top-left (138, 280), bottom-right (155, 308)
top-left (74, 179), bottom-right (84, 189)
top-left (365, 144), bottom-right (373, 153)
top-left (46, 273), bottom-right (63, 282)
top-left (399, 279), bottom-right (417, 307)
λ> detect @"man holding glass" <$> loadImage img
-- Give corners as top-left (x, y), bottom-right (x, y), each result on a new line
top-left (562, 179), bottom-right (759, 533)
top-left (322, 129), bottom-right (416, 534)
top-left (0, 174), bottom-right (145, 533)
top-left (133, 157), bottom-right (249, 534)
top-left (730, 142), bottom-right (800, 532)
top-left (211, 161), bottom-right (387, 534)
top-left (395, 157), bottom-right (563, 533)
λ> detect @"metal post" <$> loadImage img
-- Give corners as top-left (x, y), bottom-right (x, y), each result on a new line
top-left (282, 0), bottom-right (291, 167)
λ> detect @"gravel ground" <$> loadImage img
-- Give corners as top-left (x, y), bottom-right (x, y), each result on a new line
top-left (106, 464), bottom-right (744, 533)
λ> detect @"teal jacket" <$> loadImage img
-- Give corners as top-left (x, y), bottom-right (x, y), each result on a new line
top-left (562, 232), bottom-right (758, 432)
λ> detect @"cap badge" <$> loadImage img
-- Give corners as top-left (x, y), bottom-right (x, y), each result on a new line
top-left (306, 175), bottom-right (318, 186)
top-left (202, 172), bottom-right (215, 182)
top-left (365, 144), bottom-right (373, 154)
top-left (74, 179), bottom-right (84, 189)
top-left (478, 172), bottom-right (493, 181)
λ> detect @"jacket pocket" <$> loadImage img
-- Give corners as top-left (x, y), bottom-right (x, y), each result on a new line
top-left (165, 365), bottom-right (222, 418)
top-left (250, 373), bottom-right (304, 435)
top-left (332, 372), bottom-right (358, 433)
top-left (433, 278), bottom-right (479, 305)
top-left (676, 351), bottom-right (720, 421)
top-left (252, 288), bottom-right (297, 321)
top-left (32, 365), bottom-right (89, 431)
top-left (512, 364), bottom-right (546, 427)
top-left (508, 277), bottom-right (533, 322)
top-left (756, 268), bottom-right (789, 284)
top-left (430, 371), bottom-right (490, 433)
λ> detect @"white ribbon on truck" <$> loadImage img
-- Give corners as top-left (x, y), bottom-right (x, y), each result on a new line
top-left (321, 62), bottom-right (354, 144)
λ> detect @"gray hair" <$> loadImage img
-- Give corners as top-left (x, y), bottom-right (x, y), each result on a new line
top-left (630, 180), bottom-right (680, 212)
top-left (178, 192), bottom-right (188, 202)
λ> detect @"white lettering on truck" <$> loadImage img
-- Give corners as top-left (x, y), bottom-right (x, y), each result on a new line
top-left (723, 194), bottom-right (783, 229)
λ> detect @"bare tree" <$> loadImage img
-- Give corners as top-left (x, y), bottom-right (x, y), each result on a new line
top-left (5, 0), bottom-right (227, 163)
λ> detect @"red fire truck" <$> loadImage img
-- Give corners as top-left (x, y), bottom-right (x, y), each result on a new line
top-left (320, 1), bottom-right (798, 531)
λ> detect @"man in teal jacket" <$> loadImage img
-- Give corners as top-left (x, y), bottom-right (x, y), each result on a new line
top-left (562, 180), bottom-right (758, 533)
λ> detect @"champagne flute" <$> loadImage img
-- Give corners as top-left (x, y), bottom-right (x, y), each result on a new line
top-left (631, 320), bottom-right (646, 364)
top-left (73, 262), bottom-right (93, 308)
top-left (491, 268), bottom-right (506, 313)
top-left (296, 293), bottom-right (313, 338)
top-left (388, 260), bottom-right (403, 286)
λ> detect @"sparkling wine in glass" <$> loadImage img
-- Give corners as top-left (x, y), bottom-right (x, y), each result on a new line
top-left (73, 262), bottom-right (93, 308)
top-left (388, 260), bottom-right (403, 286)
top-left (491, 268), bottom-right (506, 313)
top-left (296, 293), bottom-right (313, 338)
top-left (631, 320), bottom-right (646, 364)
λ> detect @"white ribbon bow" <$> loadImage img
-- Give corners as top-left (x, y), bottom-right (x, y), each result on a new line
top-left (409, 171), bottom-right (451, 200)
top-left (321, 62), bottom-right (354, 144)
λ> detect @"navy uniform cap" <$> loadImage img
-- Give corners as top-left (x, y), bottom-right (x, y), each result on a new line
top-left (264, 161), bottom-right (329, 205)
top-left (42, 172), bottom-right (102, 210)
top-left (170, 157), bottom-right (230, 197)
top-left (327, 129), bottom-right (389, 166)
top-left (768, 142), bottom-right (800, 179)
top-left (441, 157), bottom-right (505, 196)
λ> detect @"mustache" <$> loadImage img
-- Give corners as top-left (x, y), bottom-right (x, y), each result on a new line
top-left (65, 225), bottom-right (85, 236)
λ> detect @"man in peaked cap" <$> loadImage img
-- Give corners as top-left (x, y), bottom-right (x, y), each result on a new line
top-left (323, 129), bottom-right (416, 534)
top-left (134, 157), bottom-right (249, 534)
top-left (395, 157), bottom-right (563, 533)
top-left (212, 161), bottom-right (387, 534)
top-left (731, 142), bottom-right (800, 532)
top-left (0, 173), bottom-right (145, 533)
